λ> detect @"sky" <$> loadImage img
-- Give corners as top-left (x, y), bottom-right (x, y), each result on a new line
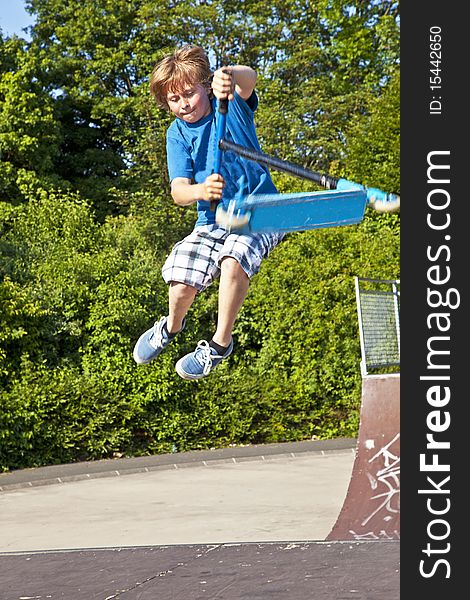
top-left (0, 0), bottom-right (36, 38)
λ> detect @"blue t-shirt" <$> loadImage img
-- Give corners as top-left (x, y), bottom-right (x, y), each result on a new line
top-left (166, 91), bottom-right (277, 227)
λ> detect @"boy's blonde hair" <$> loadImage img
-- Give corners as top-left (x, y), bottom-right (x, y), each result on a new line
top-left (150, 45), bottom-right (213, 108)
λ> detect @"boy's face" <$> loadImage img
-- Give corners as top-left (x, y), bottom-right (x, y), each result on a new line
top-left (166, 83), bottom-right (211, 123)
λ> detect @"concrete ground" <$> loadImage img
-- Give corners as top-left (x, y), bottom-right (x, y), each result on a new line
top-left (0, 439), bottom-right (355, 552)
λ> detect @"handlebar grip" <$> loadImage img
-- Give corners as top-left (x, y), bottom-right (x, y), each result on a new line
top-left (218, 97), bottom-right (228, 115)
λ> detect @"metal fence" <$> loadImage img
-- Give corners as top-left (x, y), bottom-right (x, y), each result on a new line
top-left (355, 277), bottom-right (400, 376)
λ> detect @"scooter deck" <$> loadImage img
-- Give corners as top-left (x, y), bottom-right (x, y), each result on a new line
top-left (217, 189), bottom-right (368, 234)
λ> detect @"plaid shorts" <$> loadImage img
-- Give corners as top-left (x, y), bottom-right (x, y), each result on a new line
top-left (162, 225), bottom-right (284, 292)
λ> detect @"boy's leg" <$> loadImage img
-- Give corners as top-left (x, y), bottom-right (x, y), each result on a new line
top-left (167, 282), bottom-right (198, 333)
top-left (212, 257), bottom-right (249, 347)
top-left (133, 281), bottom-right (197, 365)
top-left (212, 231), bottom-right (283, 350)
top-left (174, 257), bottom-right (248, 380)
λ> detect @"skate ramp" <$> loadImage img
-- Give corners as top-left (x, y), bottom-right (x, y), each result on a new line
top-left (0, 377), bottom-right (400, 598)
top-left (327, 373), bottom-right (400, 541)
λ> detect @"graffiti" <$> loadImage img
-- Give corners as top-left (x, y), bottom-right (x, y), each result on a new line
top-left (361, 433), bottom-right (400, 528)
top-left (349, 529), bottom-right (400, 541)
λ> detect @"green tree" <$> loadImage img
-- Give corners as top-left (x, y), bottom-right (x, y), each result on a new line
top-left (0, 36), bottom-right (61, 203)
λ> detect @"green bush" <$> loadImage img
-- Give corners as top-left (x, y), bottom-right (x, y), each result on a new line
top-left (0, 191), bottom-right (399, 471)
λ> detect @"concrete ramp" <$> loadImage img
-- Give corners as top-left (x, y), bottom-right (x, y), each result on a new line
top-left (327, 374), bottom-right (400, 541)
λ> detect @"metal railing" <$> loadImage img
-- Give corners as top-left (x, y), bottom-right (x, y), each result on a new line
top-left (355, 277), bottom-right (400, 376)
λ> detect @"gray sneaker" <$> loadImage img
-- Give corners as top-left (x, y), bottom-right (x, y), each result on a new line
top-left (133, 316), bottom-right (185, 365)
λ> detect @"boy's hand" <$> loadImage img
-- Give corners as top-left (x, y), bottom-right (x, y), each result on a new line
top-left (212, 68), bottom-right (235, 101)
top-left (202, 173), bottom-right (225, 201)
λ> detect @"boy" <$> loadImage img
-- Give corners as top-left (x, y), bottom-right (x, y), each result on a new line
top-left (133, 45), bottom-right (283, 379)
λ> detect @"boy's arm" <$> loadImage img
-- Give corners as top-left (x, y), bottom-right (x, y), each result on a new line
top-left (171, 174), bottom-right (225, 206)
top-left (212, 65), bottom-right (257, 101)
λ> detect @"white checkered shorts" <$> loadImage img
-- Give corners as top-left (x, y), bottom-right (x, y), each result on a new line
top-left (162, 225), bottom-right (284, 292)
